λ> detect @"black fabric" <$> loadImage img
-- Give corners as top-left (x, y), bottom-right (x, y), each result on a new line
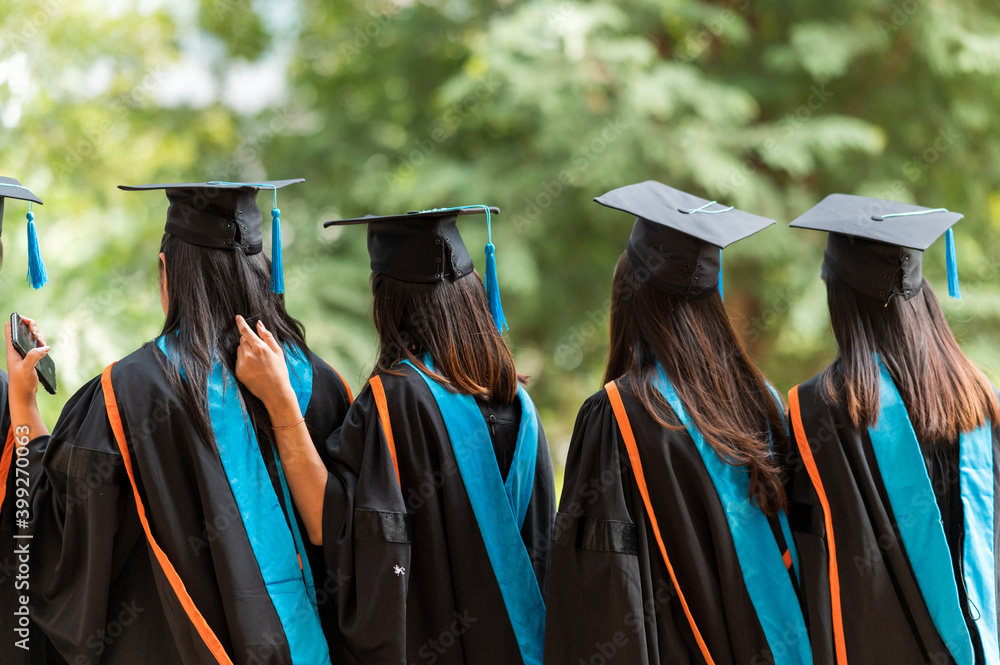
top-left (0, 371), bottom-right (47, 665)
top-left (791, 193), bottom-right (963, 304)
top-left (118, 180), bottom-right (303, 254)
top-left (368, 214), bottom-right (474, 283)
top-left (787, 373), bottom-right (1000, 665)
top-left (320, 364), bottom-right (555, 665)
top-left (475, 395), bottom-right (521, 481)
top-left (543, 381), bottom-right (778, 665)
top-left (822, 233), bottom-right (923, 302)
top-left (787, 500), bottom-right (825, 537)
top-left (0, 176), bottom-right (42, 237)
top-left (354, 509), bottom-right (412, 544)
top-left (323, 207), bottom-right (498, 284)
top-left (921, 439), bottom-right (986, 663)
top-left (163, 186), bottom-right (265, 253)
top-left (26, 343), bottom-right (351, 664)
top-left (789, 193), bottom-right (963, 251)
top-left (593, 180), bottom-right (775, 298)
top-left (626, 223), bottom-right (722, 298)
top-left (552, 513), bottom-right (639, 555)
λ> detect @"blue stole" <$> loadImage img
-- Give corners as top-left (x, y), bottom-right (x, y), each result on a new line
top-left (868, 361), bottom-right (998, 665)
top-left (402, 359), bottom-right (545, 665)
top-left (156, 337), bottom-right (330, 664)
top-left (651, 365), bottom-right (813, 665)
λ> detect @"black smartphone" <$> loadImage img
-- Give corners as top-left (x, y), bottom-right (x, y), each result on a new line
top-left (10, 313), bottom-right (57, 395)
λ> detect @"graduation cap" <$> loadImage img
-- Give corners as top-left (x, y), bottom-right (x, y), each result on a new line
top-left (594, 180), bottom-right (775, 299)
top-left (323, 205), bottom-right (509, 332)
top-left (789, 193), bottom-right (963, 303)
top-left (118, 179), bottom-right (304, 294)
top-left (0, 177), bottom-right (48, 290)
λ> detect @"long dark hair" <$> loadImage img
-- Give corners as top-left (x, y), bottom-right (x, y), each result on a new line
top-left (820, 271), bottom-right (998, 442)
top-left (605, 252), bottom-right (788, 514)
top-left (156, 233), bottom-right (308, 441)
top-left (370, 270), bottom-right (523, 403)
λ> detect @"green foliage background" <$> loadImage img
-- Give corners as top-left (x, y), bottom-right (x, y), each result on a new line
top-left (3, 0), bottom-right (1000, 470)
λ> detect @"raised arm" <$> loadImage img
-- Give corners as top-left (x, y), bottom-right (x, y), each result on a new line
top-left (5, 316), bottom-right (51, 445)
top-left (233, 314), bottom-right (328, 545)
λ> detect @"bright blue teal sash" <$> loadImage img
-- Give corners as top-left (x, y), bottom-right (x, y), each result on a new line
top-left (156, 337), bottom-right (330, 663)
top-left (402, 359), bottom-right (544, 665)
top-left (652, 366), bottom-right (812, 665)
top-left (869, 361), bottom-right (997, 665)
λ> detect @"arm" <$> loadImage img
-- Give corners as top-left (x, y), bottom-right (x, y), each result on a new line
top-left (233, 315), bottom-right (328, 545)
top-left (5, 317), bottom-right (51, 445)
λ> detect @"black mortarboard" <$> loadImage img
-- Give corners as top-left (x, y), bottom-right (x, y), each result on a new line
top-left (118, 179), bottom-right (304, 294)
top-left (0, 176), bottom-right (48, 289)
top-left (324, 205), bottom-right (509, 332)
top-left (790, 194), bottom-right (963, 302)
top-left (594, 180), bottom-right (775, 298)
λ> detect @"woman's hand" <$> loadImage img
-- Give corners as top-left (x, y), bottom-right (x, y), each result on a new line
top-left (235, 314), bottom-right (326, 545)
top-left (5, 316), bottom-right (50, 411)
top-left (234, 315), bottom-right (298, 417)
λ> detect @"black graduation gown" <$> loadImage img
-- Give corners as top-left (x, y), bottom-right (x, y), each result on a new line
top-left (787, 373), bottom-right (1000, 665)
top-left (544, 382), bottom-right (798, 665)
top-left (0, 370), bottom-right (27, 664)
top-left (25, 342), bottom-right (352, 665)
top-left (0, 370), bottom-right (58, 665)
top-left (321, 363), bottom-right (555, 664)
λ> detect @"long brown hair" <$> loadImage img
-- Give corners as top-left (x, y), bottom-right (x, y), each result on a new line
top-left (157, 233), bottom-right (308, 443)
top-left (370, 270), bottom-right (523, 402)
top-left (820, 271), bottom-right (998, 442)
top-left (605, 252), bottom-right (788, 514)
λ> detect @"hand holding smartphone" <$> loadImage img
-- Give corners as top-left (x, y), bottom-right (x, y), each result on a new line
top-left (10, 312), bottom-right (57, 395)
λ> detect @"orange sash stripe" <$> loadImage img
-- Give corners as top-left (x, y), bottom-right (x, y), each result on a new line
top-left (782, 549), bottom-right (792, 570)
top-left (788, 385), bottom-right (848, 665)
top-left (0, 428), bottom-right (14, 516)
top-left (101, 363), bottom-right (235, 665)
top-left (369, 375), bottom-right (400, 488)
top-left (605, 381), bottom-right (717, 665)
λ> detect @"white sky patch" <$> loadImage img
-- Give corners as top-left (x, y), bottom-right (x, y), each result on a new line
top-left (222, 57), bottom-right (289, 114)
top-left (0, 52), bottom-right (31, 128)
top-left (58, 58), bottom-right (116, 101)
top-left (151, 56), bottom-right (218, 108)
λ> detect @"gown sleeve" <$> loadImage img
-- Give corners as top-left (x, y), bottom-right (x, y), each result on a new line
top-left (543, 390), bottom-right (651, 665)
top-left (26, 377), bottom-right (142, 662)
top-left (321, 384), bottom-right (410, 665)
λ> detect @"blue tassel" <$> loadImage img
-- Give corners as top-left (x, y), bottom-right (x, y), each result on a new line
top-left (718, 249), bottom-right (724, 301)
top-left (484, 242), bottom-right (508, 334)
top-left (945, 227), bottom-right (960, 299)
top-left (270, 207), bottom-right (284, 295)
top-left (25, 211), bottom-right (48, 290)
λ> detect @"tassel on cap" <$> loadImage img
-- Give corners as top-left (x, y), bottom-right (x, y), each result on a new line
top-left (945, 226), bottom-right (960, 299)
top-left (718, 248), bottom-right (724, 301)
top-left (270, 207), bottom-right (284, 295)
top-left (485, 240), bottom-right (507, 333)
top-left (480, 205), bottom-right (508, 334)
top-left (25, 208), bottom-right (48, 290)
